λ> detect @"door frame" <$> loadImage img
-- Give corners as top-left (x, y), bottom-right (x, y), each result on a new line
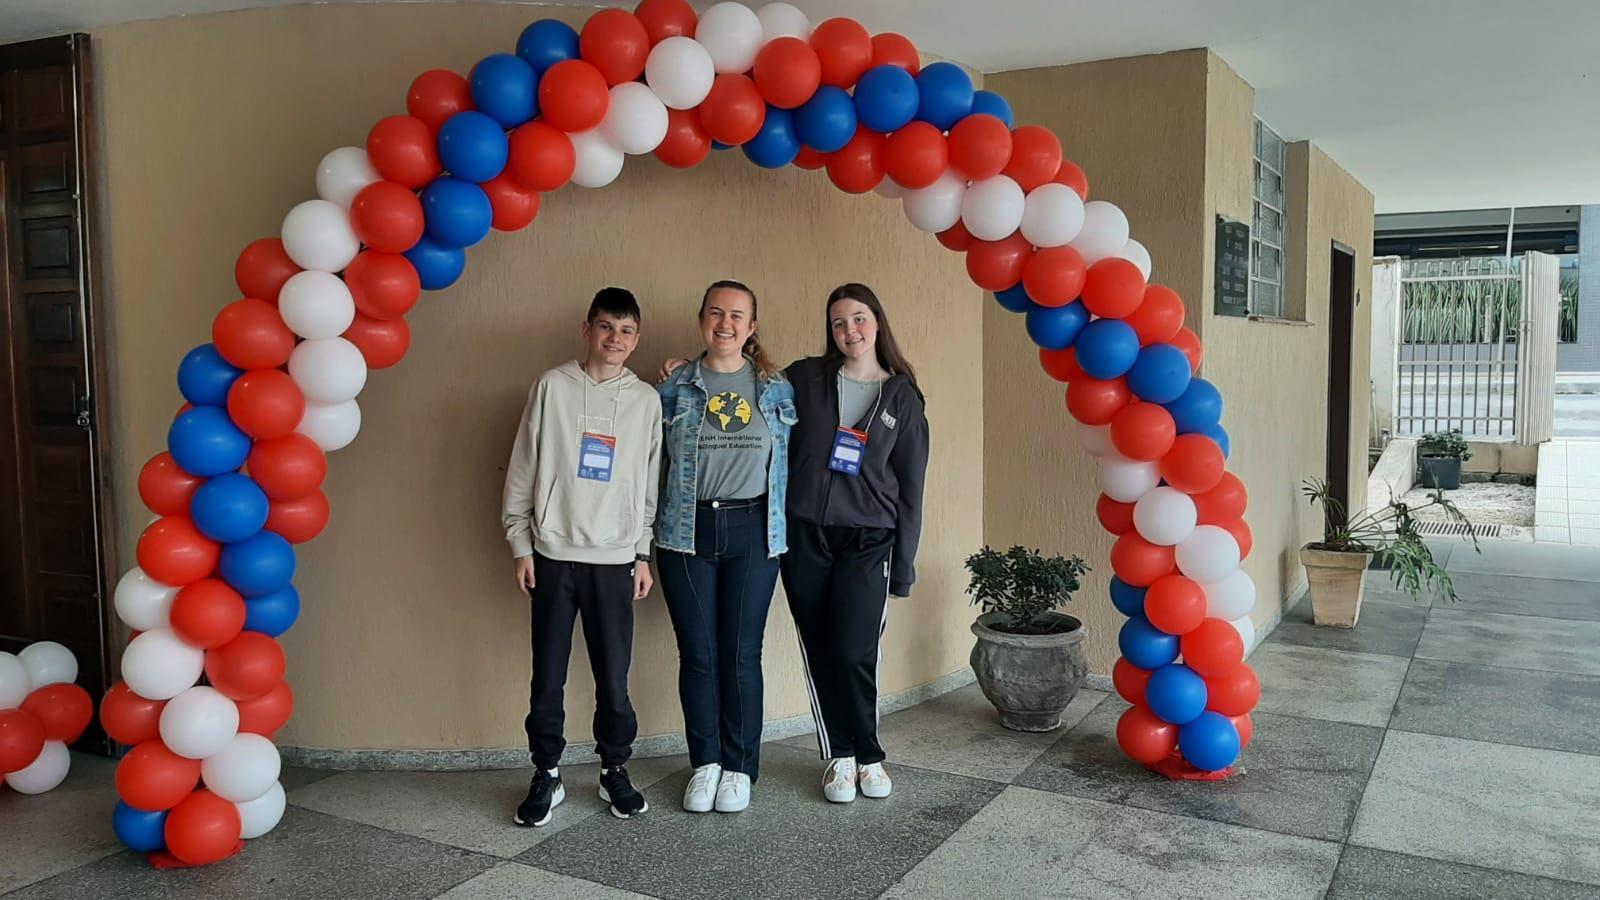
top-left (1326, 239), bottom-right (1357, 525)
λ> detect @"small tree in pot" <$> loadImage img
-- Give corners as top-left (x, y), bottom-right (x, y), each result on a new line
top-left (1418, 429), bottom-right (1472, 490)
top-left (966, 546), bottom-right (1091, 731)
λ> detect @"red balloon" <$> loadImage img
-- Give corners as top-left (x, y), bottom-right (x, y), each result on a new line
top-left (1111, 532), bottom-right (1175, 587)
top-left (538, 60), bottom-right (611, 133)
top-left (965, 233), bottom-right (1033, 292)
top-left (267, 490), bottom-right (330, 544)
top-left (234, 238), bottom-right (299, 303)
top-left (482, 174), bottom-right (540, 232)
top-left (1112, 658), bottom-right (1153, 706)
top-left (1194, 473), bottom-right (1248, 525)
top-left (634, 0), bottom-right (697, 44)
top-left (1206, 663), bottom-right (1260, 716)
top-left (344, 251), bottom-right (420, 321)
top-left (698, 73), bottom-right (765, 145)
top-left (1096, 494), bottom-right (1136, 535)
top-left (825, 128), bottom-right (885, 194)
top-left (1144, 575), bottom-right (1207, 636)
top-left (137, 517), bottom-right (220, 587)
top-left (0, 708), bottom-right (45, 773)
top-left (1183, 618), bottom-right (1246, 678)
top-left (366, 115), bottom-right (441, 189)
top-left (406, 69), bottom-right (473, 131)
top-left (115, 741), bottom-right (200, 811)
top-left (139, 452), bottom-right (203, 517)
top-left (1065, 377), bottom-right (1131, 426)
top-left (1002, 125), bottom-right (1063, 193)
top-left (247, 434), bottom-right (327, 502)
top-left (1161, 434), bottom-right (1226, 494)
top-left (100, 681), bottom-right (165, 746)
top-left (870, 32), bottom-right (920, 73)
top-left (1052, 159), bottom-right (1089, 200)
top-left (1222, 518), bottom-right (1253, 560)
top-left (1110, 401), bottom-right (1177, 461)
top-left (1231, 713), bottom-right (1254, 749)
top-left (227, 370), bottom-right (304, 441)
top-left (1117, 705), bottom-right (1178, 764)
top-left (508, 121), bottom-right (577, 191)
top-left (25, 685), bottom-right (94, 746)
top-left (1040, 347), bottom-right (1083, 383)
top-left (1021, 245), bottom-right (1087, 307)
top-left (170, 578), bottom-right (247, 649)
top-left (655, 107), bottom-right (713, 168)
top-left (947, 114), bottom-right (1012, 181)
top-left (810, 18), bottom-right (873, 88)
top-left (1171, 326), bottom-right (1203, 373)
top-left (792, 146), bottom-right (827, 170)
top-left (205, 633), bottom-right (287, 702)
top-left (236, 680), bottom-right (294, 738)
top-left (883, 121), bottom-right (948, 189)
top-left (1126, 284), bottom-right (1186, 345)
top-left (343, 313), bottom-right (411, 370)
top-left (213, 298), bottom-right (295, 371)
top-left (165, 789), bottom-right (243, 866)
top-left (349, 181), bottom-right (424, 254)
top-left (753, 37), bottom-right (822, 109)
top-left (1082, 258), bottom-right (1147, 319)
top-left (936, 220), bottom-right (974, 252)
top-left (580, 8), bottom-right (650, 85)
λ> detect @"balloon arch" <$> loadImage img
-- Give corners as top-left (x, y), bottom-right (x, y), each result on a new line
top-left (102, 0), bottom-right (1260, 865)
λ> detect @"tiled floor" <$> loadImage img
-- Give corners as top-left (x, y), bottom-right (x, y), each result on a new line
top-left (5, 539), bottom-right (1600, 898)
top-left (1535, 439), bottom-right (1600, 546)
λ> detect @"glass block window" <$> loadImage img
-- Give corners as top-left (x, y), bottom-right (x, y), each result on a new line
top-left (1251, 118), bottom-right (1286, 317)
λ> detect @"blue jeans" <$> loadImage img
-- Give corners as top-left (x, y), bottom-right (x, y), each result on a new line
top-left (657, 499), bottom-right (781, 780)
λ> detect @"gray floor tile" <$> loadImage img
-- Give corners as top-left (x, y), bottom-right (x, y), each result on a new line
top-left (1416, 608), bottom-right (1600, 676)
top-left (1351, 730), bottom-right (1600, 885)
top-left (517, 743), bottom-right (1001, 900)
top-left (1249, 643), bottom-right (1409, 727)
top-left (1392, 658), bottom-right (1600, 756)
top-left (289, 756), bottom-right (683, 858)
top-left (1014, 702), bottom-right (1384, 842)
top-left (278, 764), bottom-right (338, 793)
top-left (884, 787), bottom-right (1341, 900)
top-left (1327, 846), bottom-right (1600, 900)
top-left (1445, 540), bottom-right (1600, 582)
top-left (1270, 594), bottom-right (1429, 657)
top-left (6, 807), bottom-right (495, 900)
top-left (1362, 571), bottom-right (1439, 607)
top-left (1442, 572), bottom-right (1600, 621)
top-left (437, 862), bottom-right (649, 899)
top-left (0, 753), bottom-right (122, 893)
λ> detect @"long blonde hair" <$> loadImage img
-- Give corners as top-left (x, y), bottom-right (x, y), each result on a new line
top-left (700, 279), bottom-right (778, 379)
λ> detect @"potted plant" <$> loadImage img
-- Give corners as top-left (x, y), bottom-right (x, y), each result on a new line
top-left (1299, 478), bottom-right (1474, 627)
top-left (965, 546), bottom-right (1091, 732)
top-left (1417, 429), bottom-right (1471, 490)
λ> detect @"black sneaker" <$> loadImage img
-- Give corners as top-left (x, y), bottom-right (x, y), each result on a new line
top-left (513, 769), bottom-right (564, 827)
top-left (599, 765), bottom-right (648, 819)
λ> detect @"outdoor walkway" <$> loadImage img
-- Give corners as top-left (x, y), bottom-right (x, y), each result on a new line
top-left (5, 539), bottom-right (1600, 899)
top-left (1535, 439), bottom-right (1600, 546)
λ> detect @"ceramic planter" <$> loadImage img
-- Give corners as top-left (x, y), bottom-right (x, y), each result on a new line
top-left (1300, 543), bottom-right (1374, 628)
top-left (1417, 456), bottom-right (1462, 490)
top-left (970, 611), bottom-right (1088, 732)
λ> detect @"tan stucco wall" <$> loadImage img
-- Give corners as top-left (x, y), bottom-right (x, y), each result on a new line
top-left (91, 4), bottom-right (983, 752)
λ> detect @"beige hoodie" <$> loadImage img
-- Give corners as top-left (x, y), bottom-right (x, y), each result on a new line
top-left (501, 361), bottom-right (662, 564)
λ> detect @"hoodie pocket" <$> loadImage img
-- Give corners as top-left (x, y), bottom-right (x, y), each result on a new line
top-left (538, 478), bottom-right (636, 549)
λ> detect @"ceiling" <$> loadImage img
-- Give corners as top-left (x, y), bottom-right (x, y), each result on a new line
top-left (4, 0), bottom-right (1597, 213)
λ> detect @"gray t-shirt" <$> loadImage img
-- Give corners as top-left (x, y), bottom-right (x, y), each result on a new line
top-left (697, 362), bottom-right (771, 500)
top-left (838, 371), bottom-right (884, 430)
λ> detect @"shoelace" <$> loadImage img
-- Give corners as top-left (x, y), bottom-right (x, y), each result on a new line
top-left (827, 762), bottom-right (855, 788)
top-left (718, 774), bottom-right (742, 796)
top-left (691, 768), bottom-right (717, 794)
top-left (860, 764), bottom-right (884, 784)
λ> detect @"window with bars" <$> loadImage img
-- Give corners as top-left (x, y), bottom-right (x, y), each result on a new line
top-left (1251, 118), bottom-right (1286, 317)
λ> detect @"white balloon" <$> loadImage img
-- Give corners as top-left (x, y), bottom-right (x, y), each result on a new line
top-left (201, 733), bottom-right (282, 802)
top-left (281, 199), bottom-right (359, 273)
top-left (237, 781), bottom-right (287, 839)
top-left (0, 652), bottom-right (28, 710)
top-left (874, 178), bottom-right (908, 199)
top-left (757, 2), bottom-right (810, 39)
top-left (1203, 569), bottom-right (1257, 621)
top-left (4, 741), bottom-right (69, 794)
top-left (296, 398), bottom-right (362, 452)
top-left (19, 641), bottom-right (77, 692)
top-left (1020, 183), bottom-right (1085, 248)
top-left (314, 146), bottom-right (380, 209)
top-left (902, 170), bottom-right (967, 233)
top-left (1070, 200), bottom-right (1130, 264)
top-left (644, 36), bottom-right (716, 110)
top-left (160, 686), bottom-right (240, 760)
top-left (278, 270), bottom-right (355, 341)
top-left (960, 175), bottom-right (1026, 242)
top-left (696, 2), bottom-right (764, 73)
top-left (1117, 238), bottom-right (1153, 280)
top-left (1078, 422), bottom-right (1114, 457)
top-left (1230, 614), bottom-right (1257, 653)
top-left (289, 337), bottom-right (368, 404)
top-left (569, 129), bottom-right (626, 188)
top-left (121, 629), bottom-right (205, 701)
top-left (1099, 454), bottom-right (1161, 503)
top-left (1133, 486), bottom-right (1198, 547)
top-left (601, 82), bottom-right (669, 155)
top-left (114, 567), bottom-right (179, 632)
top-left (1175, 525), bottom-right (1242, 584)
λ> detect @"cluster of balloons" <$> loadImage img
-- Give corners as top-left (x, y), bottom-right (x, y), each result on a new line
top-left (0, 642), bottom-right (92, 794)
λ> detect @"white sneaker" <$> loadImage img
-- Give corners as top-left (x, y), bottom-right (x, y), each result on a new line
top-left (714, 770), bottom-right (751, 812)
top-left (683, 763), bottom-right (721, 813)
top-left (858, 762), bottom-right (892, 799)
top-left (823, 758), bottom-right (857, 803)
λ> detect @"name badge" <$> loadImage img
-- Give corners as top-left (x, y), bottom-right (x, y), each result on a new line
top-left (579, 432), bottom-right (616, 482)
top-left (829, 426), bottom-right (867, 476)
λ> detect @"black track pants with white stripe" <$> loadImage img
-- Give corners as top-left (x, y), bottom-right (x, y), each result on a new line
top-left (781, 516), bottom-right (894, 766)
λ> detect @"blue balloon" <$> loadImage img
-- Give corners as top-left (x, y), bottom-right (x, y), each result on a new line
top-left (853, 65), bottom-right (918, 134)
top-left (113, 801), bottom-right (167, 852)
top-left (1165, 377), bottom-right (1223, 433)
top-left (516, 19), bottom-right (579, 74)
top-left (437, 110), bottom-right (510, 183)
top-left (1180, 710), bottom-right (1242, 771)
top-left (220, 531), bottom-right (296, 597)
top-left (177, 344), bottom-right (242, 407)
top-left (422, 177), bottom-right (493, 248)
top-left (969, 90), bottom-right (1014, 128)
top-left (1146, 664), bottom-right (1208, 725)
top-left (1025, 301), bottom-right (1089, 350)
top-left (915, 62), bottom-right (974, 131)
top-left (470, 53), bottom-right (539, 129)
top-left (1204, 423), bottom-right (1231, 458)
top-left (795, 86), bottom-right (859, 153)
top-left (1075, 318), bottom-right (1141, 379)
top-left (404, 236), bottom-right (467, 291)
top-left (994, 283), bottom-right (1032, 313)
top-left (743, 107), bottom-right (801, 168)
top-left (244, 585), bottom-right (301, 637)
top-left (168, 407), bottom-right (250, 478)
top-left (1119, 616), bottom-right (1179, 669)
top-left (190, 473), bottom-right (270, 544)
top-left (711, 140), bottom-right (733, 151)
top-left (1126, 343), bottom-right (1193, 404)
top-left (1109, 577), bottom-right (1147, 617)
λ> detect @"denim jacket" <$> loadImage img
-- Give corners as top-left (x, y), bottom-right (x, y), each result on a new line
top-left (656, 354), bottom-right (796, 558)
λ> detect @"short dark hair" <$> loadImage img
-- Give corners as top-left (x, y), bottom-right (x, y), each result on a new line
top-left (587, 287), bottom-right (641, 325)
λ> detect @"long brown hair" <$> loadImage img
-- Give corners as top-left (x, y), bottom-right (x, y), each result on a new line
top-left (822, 283), bottom-right (918, 389)
top-left (700, 279), bottom-right (778, 379)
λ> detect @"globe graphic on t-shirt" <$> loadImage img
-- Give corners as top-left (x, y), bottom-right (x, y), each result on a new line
top-left (707, 392), bottom-right (753, 432)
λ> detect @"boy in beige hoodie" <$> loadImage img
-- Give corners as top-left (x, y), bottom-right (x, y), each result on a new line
top-left (501, 287), bottom-right (662, 827)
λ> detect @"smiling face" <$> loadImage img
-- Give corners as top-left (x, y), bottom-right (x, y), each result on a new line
top-left (582, 311), bottom-right (640, 367)
top-left (700, 286), bottom-right (756, 356)
top-left (829, 297), bottom-right (879, 362)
